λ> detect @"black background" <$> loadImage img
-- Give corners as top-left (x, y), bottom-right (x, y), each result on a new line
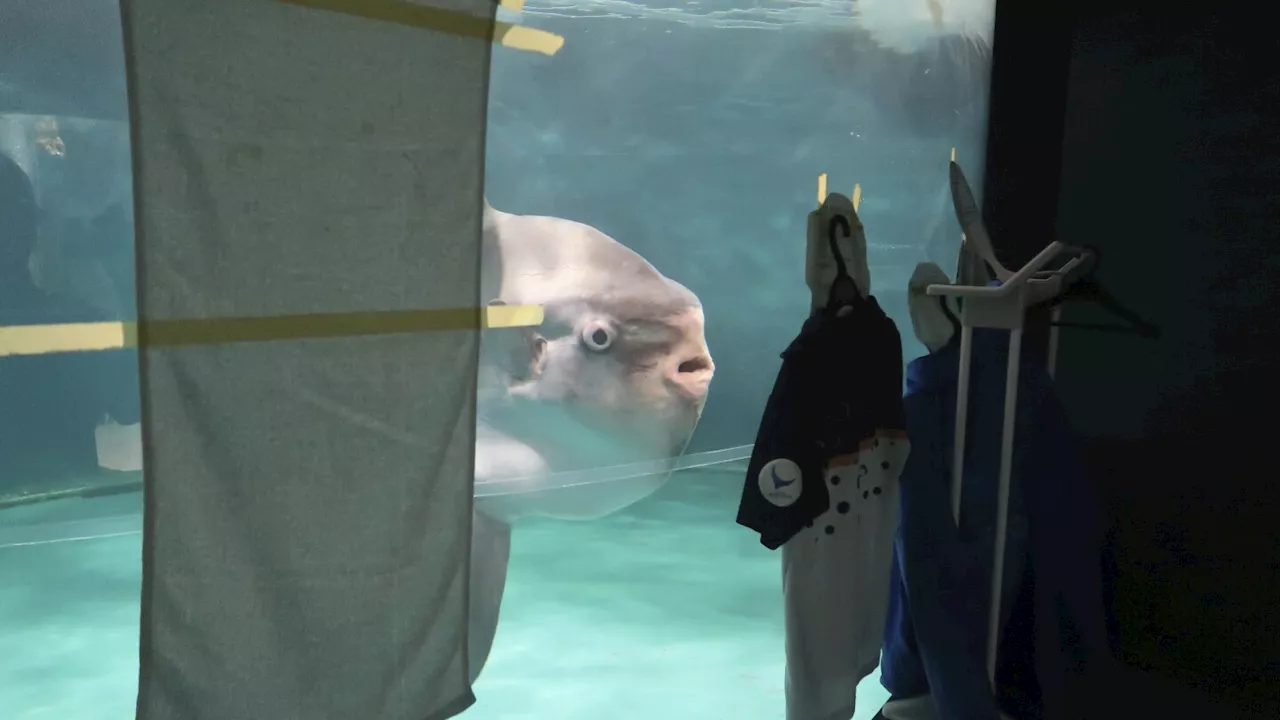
top-left (984, 0), bottom-right (1278, 715)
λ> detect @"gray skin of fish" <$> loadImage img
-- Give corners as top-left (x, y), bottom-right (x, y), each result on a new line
top-left (467, 201), bottom-right (715, 683)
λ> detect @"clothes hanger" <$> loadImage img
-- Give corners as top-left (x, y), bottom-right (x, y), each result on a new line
top-left (1047, 245), bottom-right (1162, 339)
top-left (938, 294), bottom-right (962, 337)
top-left (949, 158), bottom-right (1153, 339)
top-left (825, 214), bottom-right (865, 314)
top-left (942, 224), bottom-right (995, 340)
top-left (906, 261), bottom-right (961, 353)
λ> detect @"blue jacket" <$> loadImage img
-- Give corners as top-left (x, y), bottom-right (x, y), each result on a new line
top-left (880, 328), bottom-right (1110, 719)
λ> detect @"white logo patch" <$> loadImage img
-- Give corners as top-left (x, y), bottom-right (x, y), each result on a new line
top-left (758, 458), bottom-right (803, 507)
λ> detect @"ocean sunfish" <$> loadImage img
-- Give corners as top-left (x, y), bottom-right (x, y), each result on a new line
top-left (467, 201), bottom-right (714, 682)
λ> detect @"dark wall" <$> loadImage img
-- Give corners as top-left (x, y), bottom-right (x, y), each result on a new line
top-left (985, 2), bottom-right (1278, 715)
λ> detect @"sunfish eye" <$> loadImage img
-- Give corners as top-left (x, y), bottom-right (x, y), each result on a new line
top-left (580, 323), bottom-right (613, 352)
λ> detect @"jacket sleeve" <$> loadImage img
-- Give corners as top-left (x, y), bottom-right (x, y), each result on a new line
top-left (876, 316), bottom-right (908, 436)
top-left (736, 351), bottom-right (828, 550)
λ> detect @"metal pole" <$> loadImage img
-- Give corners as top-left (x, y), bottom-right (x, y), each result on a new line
top-left (986, 326), bottom-right (1023, 686)
top-left (1047, 305), bottom-right (1062, 379)
top-left (950, 324), bottom-right (974, 525)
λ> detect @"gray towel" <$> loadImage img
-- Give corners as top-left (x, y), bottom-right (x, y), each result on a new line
top-left (123, 1), bottom-right (492, 718)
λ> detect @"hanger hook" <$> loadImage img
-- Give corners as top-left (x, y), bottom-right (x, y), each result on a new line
top-left (827, 215), bottom-right (851, 279)
top-left (939, 296), bottom-right (961, 335)
top-left (1082, 243), bottom-right (1103, 274)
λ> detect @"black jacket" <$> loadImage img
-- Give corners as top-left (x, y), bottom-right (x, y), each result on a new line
top-left (736, 296), bottom-right (907, 550)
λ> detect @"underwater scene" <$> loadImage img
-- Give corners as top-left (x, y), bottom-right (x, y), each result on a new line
top-left (0, 0), bottom-right (994, 718)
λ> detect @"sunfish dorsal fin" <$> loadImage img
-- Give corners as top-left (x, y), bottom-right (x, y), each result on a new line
top-left (480, 197), bottom-right (504, 302)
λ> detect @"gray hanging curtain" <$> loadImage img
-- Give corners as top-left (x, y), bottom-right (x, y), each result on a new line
top-left (121, 1), bottom-right (497, 717)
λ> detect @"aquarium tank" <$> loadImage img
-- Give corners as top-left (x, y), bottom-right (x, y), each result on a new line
top-left (0, 0), bottom-right (995, 718)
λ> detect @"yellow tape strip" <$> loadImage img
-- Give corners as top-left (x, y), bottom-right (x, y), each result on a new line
top-left (818, 175), bottom-right (863, 212)
top-left (0, 305), bottom-right (544, 358)
top-left (485, 304), bottom-right (542, 328)
top-left (0, 322), bottom-right (133, 358)
top-left (278, 0), bottom-right (564, 56)
top-left (499, 0), bottom-right (524, 12)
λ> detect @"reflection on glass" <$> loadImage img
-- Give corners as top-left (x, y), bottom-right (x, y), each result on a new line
top-left (1, 5), bottom-right (144, 717)
top-left (1, 115), bottom-right (141, 496)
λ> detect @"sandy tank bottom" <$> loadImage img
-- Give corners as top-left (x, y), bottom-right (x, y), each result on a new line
top-left (0, 465), bottom-right (891, 720)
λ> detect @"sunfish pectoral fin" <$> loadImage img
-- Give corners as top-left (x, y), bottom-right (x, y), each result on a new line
top-left (468, 508), bottom-right (512, 685)
top-left (527, 332), bottom-right (548, 377)
top-left (478, 328), bottom-right (548, 392)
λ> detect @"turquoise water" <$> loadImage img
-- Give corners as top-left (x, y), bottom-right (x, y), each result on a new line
top-left (0, 468), bottom-right (891, 720)
top-left (2, 0), bottom-right (992, 717)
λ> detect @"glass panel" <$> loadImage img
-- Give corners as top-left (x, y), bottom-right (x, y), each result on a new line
top-left (471, 0), bottom-right (995, 718)
top-left (1, 3), bottom-right (143, 718)
top-left (1, 1), bottom-right (996, 718)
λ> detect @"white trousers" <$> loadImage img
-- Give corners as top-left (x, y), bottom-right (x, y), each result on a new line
top-left (782, 435), bottom-right (909, 720)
